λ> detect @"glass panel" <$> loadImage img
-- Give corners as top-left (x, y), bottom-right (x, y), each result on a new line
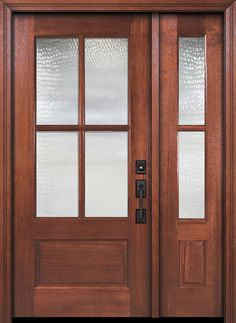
top-left (37, 38), bottom-right (79, 125)
top-left (85, 38), bottom-right (128, 125)
top-left (85, 132), bottom-right (128, 217)
top-left (37, 132), bottom-right (78, 217)
top-left (179, 37), bottom-right (205, 125)
top-left (178, 132), bottom-right (205, 219)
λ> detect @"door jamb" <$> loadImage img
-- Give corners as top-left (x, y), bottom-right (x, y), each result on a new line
top-left (0, 1), bottom-right (235, 321)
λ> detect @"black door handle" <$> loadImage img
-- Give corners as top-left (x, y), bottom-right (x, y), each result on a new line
top-left (136, 180), bottom-right (146, 224)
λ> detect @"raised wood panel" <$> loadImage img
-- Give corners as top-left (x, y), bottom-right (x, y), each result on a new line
top-left (179, 240), bottom-right (206, 287)
top-left (34, 286), bottom-right (130, 317)
top-left (37, 240), bottom-right (127, 285)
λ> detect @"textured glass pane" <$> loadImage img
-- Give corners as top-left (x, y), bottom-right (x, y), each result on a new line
top-left (178, 132), bottom-right (205, 219)
top-left (179, 37), bottom-right (205, 125)
top-left (37, 132), bottom-right (78, 217)
top-left (85, 38), bottom-right (128, 125)
top-left (37, 38), bottom-right (78, 125)
top-left (85, 132), bottom-right (128, 217)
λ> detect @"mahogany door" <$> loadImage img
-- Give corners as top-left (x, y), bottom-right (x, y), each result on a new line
top-left (13, 14), bottom-right (151, 317)
top-left (159, 14), bottom-right (223, 317)
top-left (13, 12), bottom-right (223, 318)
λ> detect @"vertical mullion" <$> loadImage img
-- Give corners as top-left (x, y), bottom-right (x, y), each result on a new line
top-left (79, 36), bottom-right (85, 218)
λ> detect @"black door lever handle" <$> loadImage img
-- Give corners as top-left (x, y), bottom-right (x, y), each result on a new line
top-left (136, 180), bottom-right (146, 224)
top-left (139, 189), bottom-right (144, 218)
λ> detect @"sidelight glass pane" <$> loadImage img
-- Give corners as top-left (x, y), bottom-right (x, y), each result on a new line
top-left (37, 132), bottom-right (78, 217)
top-left (179, 37), bottom-right (205, 125)
top-left (178, 132), bottom-right (205, 219)
top-left (37, 38), bottom-right (79, 125)
top-left (85, 38), bottom-right (128, 125)
top-left (85, 132), bottom-right (128, 217)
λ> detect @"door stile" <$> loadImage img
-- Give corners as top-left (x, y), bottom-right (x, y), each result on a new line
top-left (129, 14), bottom-right (151, 317)
top-left (151, 13), bottom-right (160, 318)
top-left (13, 14), bottom-right (35, 316)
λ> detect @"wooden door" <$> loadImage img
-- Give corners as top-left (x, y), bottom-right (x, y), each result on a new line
top-left (159, 14), bottom-right (223, 317)
top-left (13, 13), bottom-right (151, 317)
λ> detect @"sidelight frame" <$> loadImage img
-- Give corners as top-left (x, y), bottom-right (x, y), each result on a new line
top-left (0, 0), bottom-right (235, 321)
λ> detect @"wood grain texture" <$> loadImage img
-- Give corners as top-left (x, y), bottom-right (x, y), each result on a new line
top-left (179, 240), bottom-right (206, 287)
top-left (34, 219), bottom-right (129, 240)
top-left (225, 3), bottom-right (236, 323)
top-left (34, 13), bottom-right (131, 36)
top-left (1, 0), bottom-right (234, 12)
top-left (159, 14), bottom-right (223, 317)
top-left (13, 13), bottom-right (151, 317)
top-left (13, 14), bottom-right (35, 317)
top-left (0, 4), bottom-right (12, 323)
top-left (34, 286), bottom-right (130, 317)
top-left (159, 14), bottom-right (179, 317)
top-left (2, 0), bottom-right (234, 4)
top-left (205, 14), bottom-right (223, 316)
top-left (4, 7), bottom-right (12, 323)
top-left (0, 2), bottom-right (235, 322)
top-left (129, 14), bottom-right (151, 317)
top-left (151, 13), bottom-right (160, 318)
top-left (37, 240), bottom-right (127, 285)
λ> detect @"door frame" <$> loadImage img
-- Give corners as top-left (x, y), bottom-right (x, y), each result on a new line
top-left (0, 0), bottom-right (235, 321)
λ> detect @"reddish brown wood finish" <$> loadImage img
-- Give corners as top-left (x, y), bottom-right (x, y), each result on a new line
top-left (0, 4), bottom-right (12, 323)
top-left (14, 14), bottom-right (35, 315)
top-left (36, 125), bottom-right (130, 131)
top-left (79, 34), bottom-right (85, 219)
top-left (225, 3), bottom-right (236, 323)
top-left (37, 240), bottom-right (127, 285)
top-left (13, 13), bottom-right (151, 317)
top-left (34, 218), bottom-right (129, 239)
top-left (177, 125), bottom-right (206, 132)
top-left (129, 14), bottom-right (151, 316)
top-left (159, 14), bottom-right (223, 317)
top-left (0, 1), bottom-right (235, 323)
top-left (2, 0), bottom-right (235, 12)
top-left (34, 13), bottom-right (131, 36)
top-left (33, 286), bottom-right (130, 317)
top-left (151, 13), bottom-right (160, 318)
top-left (179, 240), bottom-right (207, 287)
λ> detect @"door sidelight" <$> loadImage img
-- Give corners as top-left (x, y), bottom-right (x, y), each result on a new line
top-left (136, 180), bottom-right (146, 224)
